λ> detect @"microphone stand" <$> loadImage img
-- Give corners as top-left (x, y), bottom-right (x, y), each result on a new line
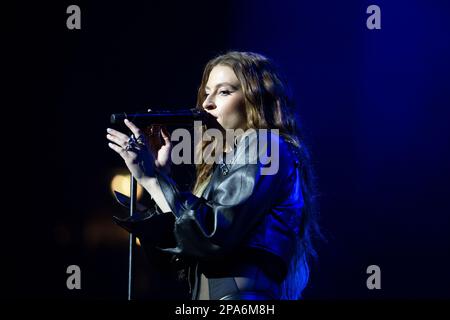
top-left (128, 176), bottom-right (138, 300)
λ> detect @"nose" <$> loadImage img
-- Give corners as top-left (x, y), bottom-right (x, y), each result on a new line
top-left (202, 96), bottom-right (217, 112)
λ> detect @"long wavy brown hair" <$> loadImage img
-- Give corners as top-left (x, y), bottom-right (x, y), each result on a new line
top-left (192, 51), bottom-right (321, 299)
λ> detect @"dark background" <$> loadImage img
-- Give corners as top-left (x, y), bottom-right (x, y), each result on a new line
top-left (5, 0), bottom-right (450, 299)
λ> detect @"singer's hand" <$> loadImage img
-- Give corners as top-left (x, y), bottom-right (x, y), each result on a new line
top-left (106, 119), bottom-right (157, 182)
top-left (146, 124), bottom-right (172, 175)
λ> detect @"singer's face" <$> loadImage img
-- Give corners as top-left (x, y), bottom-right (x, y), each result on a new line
top-left (202, 65), bottom-right (246, 130)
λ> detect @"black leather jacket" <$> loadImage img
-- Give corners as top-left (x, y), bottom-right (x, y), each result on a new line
top-left (114, 130), bottom-right (304, 299)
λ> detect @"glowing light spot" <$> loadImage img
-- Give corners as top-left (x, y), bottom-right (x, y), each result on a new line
top-left (110, 173), bottom-right (144, 200)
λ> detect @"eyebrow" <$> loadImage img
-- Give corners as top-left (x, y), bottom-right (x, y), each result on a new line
top-left (205, 82), bottom-right (239, 90)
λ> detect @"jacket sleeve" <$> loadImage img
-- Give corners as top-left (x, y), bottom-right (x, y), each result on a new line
top-left (112, 204), bottom-right (176, 248)
top-left (112, 205), bottom-right (191, 298)
top-left (155, 132), bottom-right (297, 260)
top-left (112, 203), bottom-right (182, 269)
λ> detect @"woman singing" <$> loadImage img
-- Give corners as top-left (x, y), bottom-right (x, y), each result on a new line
top-left (106, 51), bottom-right (320, 300)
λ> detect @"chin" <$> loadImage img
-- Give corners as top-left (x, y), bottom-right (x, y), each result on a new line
top-left (217, 120), bottom-right (228, 129)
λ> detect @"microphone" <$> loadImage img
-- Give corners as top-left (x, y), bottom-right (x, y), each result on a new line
top-left (110, 108), bottom-right (209, 127)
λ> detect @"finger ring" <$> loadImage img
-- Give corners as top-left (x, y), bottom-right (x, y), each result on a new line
top-left (130, 134), bottom-right (145, 146)
top-left (137, 136), bottom-right (145, 145)
top-left (125, 143), bottom-right (132, 151)
top-left (125, 134), bottom-right (145, 152)
top-left (125, 142), bottom-right (140, 152)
